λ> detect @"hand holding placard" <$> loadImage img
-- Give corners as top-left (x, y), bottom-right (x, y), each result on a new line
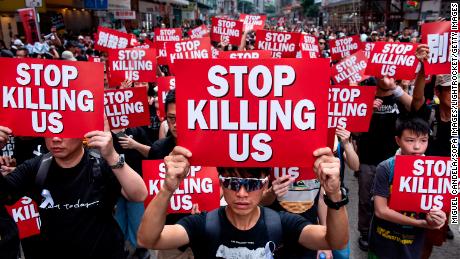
top-left (313, 147), bottom-right (341, 199)
top-left (163, 146), bottom-right (193, 194)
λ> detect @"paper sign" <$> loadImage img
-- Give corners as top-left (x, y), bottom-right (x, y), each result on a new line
top-left (18, 8), bottom-right (40, 44)
top-left (94, 26), bottom-right (138, 51)
top-left (255, 30), bottom-right (301, 58)
top-left (299, 35), bottom-right (320, 58)
top-left (421, 21), bottom-right (451, 74)
top-left (6, 197), bottom-right (40, 239)
top-left (331, 50), bottom-right (369, 85)
top-left (135, 38), bottom-right (155, 49)
top-left (361, 42), bottom-right (376, 59)
top-left (104, 88), bottom-right (150, 129)
top-left (174, 58), bottom-right (330, 167)
top-left (218, 50), bottom-right (272, 59)
top-left (188, 25), bottom-right (210, 39)
top-left (157, 76), bottom-right (175, 119)
top-left (155, 28), bottom-right (183, 65)
top-left (165, 38), bottom-right (211, 74)
top-left (211, 17), bottom-right (244, 45)
top-left (329, 36), bottom-right (360, 61)
top-left (142, 160), bottom-right (220, 213)
top-left (328, 85), bottom-right (376, 132)
top-left (0, 58), bottom-right (104, 138)
top-left (389, 156), bottom-right (457, 213)
top-left (239, 14), bottom-right (266, 31)
top-left (271, 167), bottom-right (316, 181)
top-left (365, 42), bottom-right (419, 80)
top-left (108, 48), bottom-right (156, 86)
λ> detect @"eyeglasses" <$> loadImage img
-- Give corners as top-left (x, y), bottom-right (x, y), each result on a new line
top-left (219, 176), bottom-right (268, 192)
top-left (166, 115), bottom-right (176, 123)
top-left (319, 42), bottom-right (326, 45)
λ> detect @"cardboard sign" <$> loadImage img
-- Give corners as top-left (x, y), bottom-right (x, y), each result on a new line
top-left (108, 48), bottom-right (156, 86)
top-left (211, 17), bottom-right (244, 45)
top-left (361, 42), bottom-right (376, 59)
top-left (104, 88), bottom-right (150, 129)
top-left (331, 50), bottom-right (369, 85)
top-left (255, 30), bottom-right (301, 58)
top-left (271, 167), bottom-right (316, 181)
top-left (299, 35), bottom-right (320, 58)
top-left (329, 36), bottom-right (360, 61)
top-left (155, 28), bottom-right (183, 65)
top-left (142, 160), bottom-right (220, 213)
top-left (239, 14), bottom-right (266, 31)
top-left (94, 26), bottom-right (138, 51)
top-left (6, 197), bottom-right (40, 239)
top-left (165, 38), bottom-right (211, 75)
top-left (389, 156), bottom-right (457, 213)
top-left (175, 58), bottom-right (330, 167)
top-left (218, 50), bottom-right (272, 59)
top-left (157, 76), bottom-right (175, 119)
top-left (297, 51), bottom-right (318, 59)
top-left (421, 22), bottom-right (451, 74)
top-left (18, 8), bottom-right (40, 44)
top-left (365, 42), bottom-right (419, 80)
top-left (188, 25), bottom-right (210, 39)
top-left (0, 58), bottom-right (104, 138)
top-left (328, 85), bottom-right (376, 132)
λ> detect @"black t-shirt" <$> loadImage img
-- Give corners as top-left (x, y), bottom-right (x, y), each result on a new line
top-left (358, 95), bottom-right (405, 165)
top-left (177, 207), bottom-right (309, 259)
top-left (369, 157), bottom-right (425, 259)
top-left (148, 135), bottom-right (176, 160)
top-left (112, 127), bottom-right (151, 175)
top-left (0, 150), bottom-right (125, 259)
top-left (13, 137), bottom-right (48, 165)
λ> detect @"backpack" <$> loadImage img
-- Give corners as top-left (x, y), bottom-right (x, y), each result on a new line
top-left (205, 206), bottom-right (282, 257)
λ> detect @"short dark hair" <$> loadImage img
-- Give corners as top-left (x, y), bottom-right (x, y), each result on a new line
top-left (395, 117), bottom-right (430, 137)
top-left (217, 167), bottom-right (271, 178)
top-left (165, 89), bottom-right (175, 114)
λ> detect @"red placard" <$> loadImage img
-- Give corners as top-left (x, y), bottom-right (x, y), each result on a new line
top-left (389, 156), bottom-right (457, 213)
top-left (211, 46), bottom-right (220, 58)
top-left (331, 50), bottom-right (369, 85)
top-left (88, 56), bottom-right (103, 63)
top-left (108, 48), bottom-right (156, 86)
top-left (218, 50), bottom-right (272, 59)
top-left (421, 22), bottom-right (452, 75)
top-left (299, 34), bottom-right (320, 58)
top-left (135, 38), bottom-right (155, 49)
top-left (361, 42), bottom-right (376, 59)
top-left (6, 197), bottom-right (40, 239)
top-left (142, 160), bottom-right (220, 213)
top-left (329, 36), bottom-right (360, 61)
top-left (155, 28), bottom-right (183, 65)
top-left (271, 167), bottom-right (316, 181)
top-left (255, 30), bottom-right (301, 58)
top-left (365, 42), bottom-right (419, 80)
top-left (328, 85), bottom-right (376, 132)
top-left (18, 8), bottom-right (40, 44)
top-left (175, 58), bottom-right (330, 167)
top-left (157, 76), bottom-right (175, 119)
top-left (0, 58), bottom-right (104, 138)
top-left (239, 14), bottom-right (267, 31)
top-left (94, 26), bottom-right (138, 52)
top-left (165, 37), bottom-right (211, 74)
top-left (211, 18), bottom-right (244, 45)
top-left (104, 88), bottom-right (150, 129)
top-left (188, 25), bottom-right (210, 39)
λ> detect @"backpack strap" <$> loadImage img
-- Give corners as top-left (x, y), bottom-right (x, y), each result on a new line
top-left (35, 152), bottom-right (53, 190)
top-left (205, 207), bottom-right (222, 257)
top-left (388, 157), bottom-right (396, 184)
top-left (263, 206), bottom-right (282, 254)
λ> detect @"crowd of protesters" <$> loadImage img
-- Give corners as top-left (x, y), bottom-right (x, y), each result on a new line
top-left (0, 14), bottom-right (456, 259)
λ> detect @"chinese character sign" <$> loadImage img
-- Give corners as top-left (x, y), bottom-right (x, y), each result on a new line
top-left (421, 21), bottom-right (451, 74)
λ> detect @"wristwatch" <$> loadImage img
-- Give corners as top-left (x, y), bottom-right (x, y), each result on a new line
top-left (109, 155), bottom-right (125, 169)
top-left (323, 187), bottom-right (349, 210)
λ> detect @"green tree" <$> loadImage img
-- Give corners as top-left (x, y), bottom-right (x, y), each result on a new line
top-left (264, 4), bottom-right (276, 14)
top-left (301, 0), bottom-right (319, 17)
top-left (238, 0), bottom-right (255, 14)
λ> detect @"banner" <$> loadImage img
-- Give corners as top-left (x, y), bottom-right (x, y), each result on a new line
top-left (421, 21), bottom-right (451, 74)
top-left (255, 30), bottom-right (301, 58)
top-left (157, 76), bottom-right (175, 119)
top-left (108, 48), bottom-right (156, 86)
top-left (113, 10), bottom-right (136, 20)
top-left (328, 85), bottom-right (376, 132)
top-left (175, 58), bottom-right (330, 167)
top-left (218, 50), bottom-right (272, 59)
top-left (361, 42), bottom-right (376, 59)
top-left (188, 25), bottom-right (210, 39)
top-left (6, 197), bottom-right (40, 239)
top-left (329, 36), bottom-right (360, 61)
top-left (365, 42), bottom-right (419, 80)
top-left (299, 34), bottom-right (320, 58)
top-left (94, 26), bottom-right (138, 51)
top-left (142, 160), bottom-right (220, 213)
top-left (154, 28), bottom-right (183, 65)
top-left (331, 50), bottom-right (369, 85)
top-left (239, 14), bottom-right (266, 31)
top-left (389, 156), bottom-right (457, 213)
top-left (18, 8), bottom-right (40, 44)
top-left (165, 38), bottom-right (211, 74)
top-left (0, 58), bottom-right (104, 138)
top-left (211, 18), bottom-right (244, 45)
top-left (104, 88), bottom-right (150, 129)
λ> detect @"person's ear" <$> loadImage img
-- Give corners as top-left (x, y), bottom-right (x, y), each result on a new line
top-left (395, 136), bottom-right (401, 146)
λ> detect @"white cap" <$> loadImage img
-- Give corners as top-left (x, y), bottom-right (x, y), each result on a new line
top-left (61, 50), bottom-right (76, 61)
top-left (13, 39), bottom-right (24, 46)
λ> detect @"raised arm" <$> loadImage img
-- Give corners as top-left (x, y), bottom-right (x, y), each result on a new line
top-left (411, 44), bottom-right (430, 111)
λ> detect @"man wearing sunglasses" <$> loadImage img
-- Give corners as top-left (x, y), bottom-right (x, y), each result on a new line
top-left (138, 146), bottom-right (349, 258)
